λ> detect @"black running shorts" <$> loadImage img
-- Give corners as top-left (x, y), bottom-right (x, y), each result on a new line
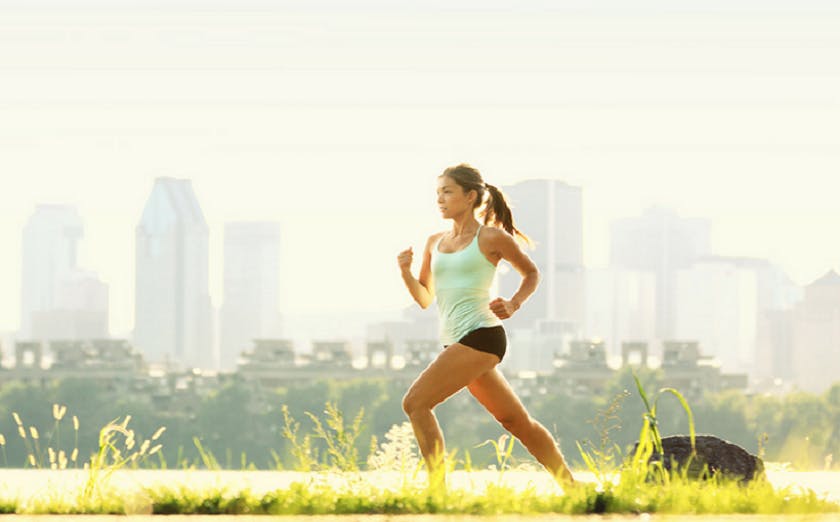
top-left (444, 325), bottom-right (507, 362)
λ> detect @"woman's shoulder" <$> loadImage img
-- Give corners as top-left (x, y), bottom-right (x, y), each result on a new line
top-left (427, 230), bottom-right (447, 242)
top-left (423, 231), bottom-right (447, 250)
top-left (479, 224), bottom-right (511, 242)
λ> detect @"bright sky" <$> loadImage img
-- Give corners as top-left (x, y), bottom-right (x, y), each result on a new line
top-left (1, 0), bottom-right (839, 337)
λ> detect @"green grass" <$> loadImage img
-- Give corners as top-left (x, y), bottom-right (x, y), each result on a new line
top-left (1, 394), bottom-right (838, 515)
top-left (0, 469), bottom-right (837, 515)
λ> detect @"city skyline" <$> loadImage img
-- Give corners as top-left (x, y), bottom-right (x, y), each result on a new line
top-left (7, 180), bottom-right (839, 389)
top-left (5, 179), bottom-right (835, 339)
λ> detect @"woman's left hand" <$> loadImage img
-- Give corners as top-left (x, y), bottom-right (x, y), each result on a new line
top-left (489, 297), bottom-right (519, 320)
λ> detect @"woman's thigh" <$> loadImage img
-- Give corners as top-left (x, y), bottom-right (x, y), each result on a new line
top-left (466, 367), bottom-right (529, 424)
top-left (404, 343), bottom-right (500, 411)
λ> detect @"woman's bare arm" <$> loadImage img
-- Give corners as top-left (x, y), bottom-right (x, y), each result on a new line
top-left (398, 233), bottom-right (440, 309)
top-left (486, 229), bottom-right (540, 319)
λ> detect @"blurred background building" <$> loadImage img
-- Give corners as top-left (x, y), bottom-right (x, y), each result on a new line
top-left (219, 221), bottom-right (283, 370)
top-left (20, 205), bottom-right (109, 341)
top-left (134, 177), bottom-right (213, 370)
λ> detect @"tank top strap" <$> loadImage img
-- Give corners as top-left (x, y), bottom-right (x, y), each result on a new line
top-left (436, 224), bottom-right (482, 253)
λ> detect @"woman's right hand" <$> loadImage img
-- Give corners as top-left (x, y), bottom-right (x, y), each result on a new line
top-left (397, 246), bottom-right (413, 273)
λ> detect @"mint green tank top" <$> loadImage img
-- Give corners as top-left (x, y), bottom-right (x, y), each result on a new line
top-left (431, 224), bottom-right (502, 345)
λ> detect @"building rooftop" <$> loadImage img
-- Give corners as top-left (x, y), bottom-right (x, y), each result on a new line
top-left (811, 269), bottom-right (840, 287)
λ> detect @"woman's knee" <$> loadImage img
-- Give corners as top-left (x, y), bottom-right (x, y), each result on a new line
top-left (499, 414), bottom-right (537, 438)
top-left (401, 393), bottom-right (413, 416)
top-left (401, 391), bottom-right (422, 417)
top-left (402, 390), bottom-right (435, 417)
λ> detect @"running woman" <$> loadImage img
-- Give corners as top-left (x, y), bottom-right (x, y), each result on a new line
top-left (396, 163), bottom-right (574, 486)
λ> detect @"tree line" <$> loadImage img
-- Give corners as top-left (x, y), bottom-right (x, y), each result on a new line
top-left (0, 368), bottom-right (837, 470)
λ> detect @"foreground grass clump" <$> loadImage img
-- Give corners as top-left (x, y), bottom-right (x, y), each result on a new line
top-left (136, 475), bottom-right (840, 515)
top-left (5, 470), bottom-right (835, 516)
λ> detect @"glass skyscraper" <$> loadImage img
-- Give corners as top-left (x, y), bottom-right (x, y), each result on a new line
top-left (134, 178), bottom-right (212, 369)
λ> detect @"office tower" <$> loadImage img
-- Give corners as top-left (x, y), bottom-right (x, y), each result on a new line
top-left (674, 256), bottom-right (801, 379)
top-left (498, 179), bottom-right (585, 332)
top-left (674, 259), bottom-right (759, 374)
top-left (30, 270), bottom-right (109, 340)
top-left (20, 205), bottom-right (109, 340)
top-left (750, 259), bottom-right (801, 382)
top-left (585, 267), bottom-right (657, 358)
top-left (134, 178), bottom-right (212, 369)
top-left (791, 270), bottom-right (840, 393)
top-left (219, 222), bottom-right (283, 370)
top-left (610, 206), bottom-right (711, 340)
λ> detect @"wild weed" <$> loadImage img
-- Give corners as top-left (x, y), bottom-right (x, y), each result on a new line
top-left (81, 415), bottom-right (165, 505)
top-left (626, 370), bottom-right (696, 483)
top-left (476, 433), bottom-right (516, 482)
top-left (280, 404), bottom-right (316, 471)
top-left (9, 405), bottom-right (78, 470)
top-left (305, 402), bottom-right (365, 472)
top-left (577, 390), bottom-right (629, 486)
top-left (192, 437), bottom-right (221, 470)
top-left (366, 421), bottom-right (421, 474)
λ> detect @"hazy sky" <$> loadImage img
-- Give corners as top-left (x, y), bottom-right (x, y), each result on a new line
top-left (1, 0), bottom-right (839, 337)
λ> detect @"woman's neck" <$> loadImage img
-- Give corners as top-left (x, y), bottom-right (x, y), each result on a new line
top-left (450, 217), bottom-right (480, 237)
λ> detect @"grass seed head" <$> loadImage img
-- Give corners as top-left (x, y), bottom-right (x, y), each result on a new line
top-left (51, 403), bottom-right (69, 421)
top-left (12, 412), bottom-right (22, 426)
top-left (29, 427), bottom-right (39, 440)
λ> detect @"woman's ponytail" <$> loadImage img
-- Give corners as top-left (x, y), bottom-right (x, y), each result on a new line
top-left (484, 183), bottom-right (533, 248)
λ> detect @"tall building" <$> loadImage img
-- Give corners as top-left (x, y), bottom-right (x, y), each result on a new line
top-left (749, 259), bottom-right (802, 382)
top-left (585, 267), bottom-right (657, 359)
top-left (674, 259), bottom-right (759, 374)
top-left (498, 179), bottom-right (585, 333)
top-left (674, 256), bottom-right (801, 379)
top-left (219, 222), bottom-right (283, 370)
top-left (610, 206), bottom-right (711, 340)
top-left (134, 178), bottom-right (212, 369)
top-left (30, 270), bottom-right (109, 340)
top-left (791, 270), bottom-right (840, 393)
top-left (20, 205), bottom-right (109, 340)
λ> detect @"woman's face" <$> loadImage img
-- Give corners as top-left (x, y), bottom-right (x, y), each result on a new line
top-left (437, 176), bottom-right (476, 219)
